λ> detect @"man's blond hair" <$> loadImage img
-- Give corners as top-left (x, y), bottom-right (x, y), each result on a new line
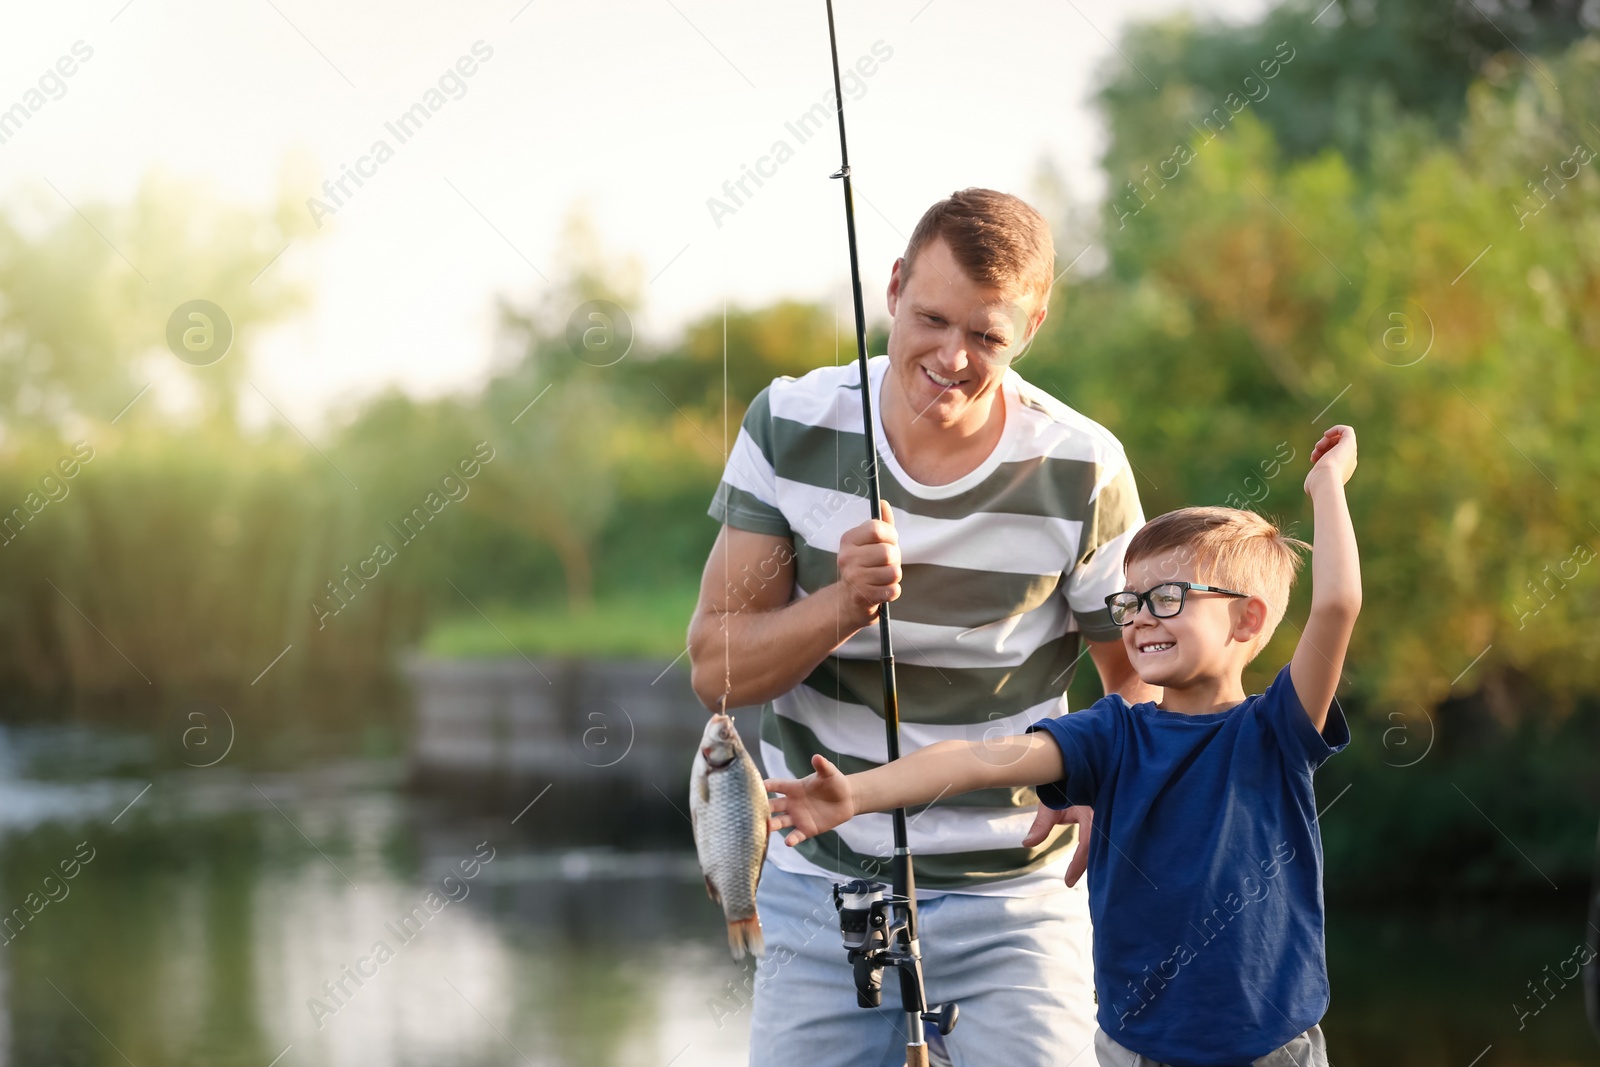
top-left (1125, 506), bottom-right (1309, 659)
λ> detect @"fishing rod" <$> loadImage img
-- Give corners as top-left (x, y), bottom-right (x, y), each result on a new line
top-left (820, 3), bottom-right (957, 1063)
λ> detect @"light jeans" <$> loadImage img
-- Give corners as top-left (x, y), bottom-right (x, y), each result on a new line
top-left (747, 861), bottom-right (1099, 1067)
top-left (1093, 1025), bottom-right (1329, 1067)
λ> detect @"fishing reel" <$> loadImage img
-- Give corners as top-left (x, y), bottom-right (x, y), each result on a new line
top-left (832, 879), bottom-right (959, 1036)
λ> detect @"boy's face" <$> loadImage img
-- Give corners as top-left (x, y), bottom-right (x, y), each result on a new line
top-left (884, 235), bottom-right (1043, 430)
top-left (1118, 551), bottom-right (1266, 692)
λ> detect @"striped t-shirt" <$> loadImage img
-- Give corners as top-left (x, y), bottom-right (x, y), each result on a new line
top-left (708, 354), bottom-right (1145, 896)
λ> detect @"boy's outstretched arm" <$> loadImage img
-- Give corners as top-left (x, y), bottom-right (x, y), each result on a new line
top-left (764, 735), bottom-right (1065, 847)
top-left (1292, 424), bottom-right (1362, 733)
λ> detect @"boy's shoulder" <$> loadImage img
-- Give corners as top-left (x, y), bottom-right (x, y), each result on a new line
top-left (1236, 664), bottom-right (1351, 765)
top-left (1235, 663), bottom-right (1296, 715)
top-left (1061, 691), bottom-right (1143, 724)
top-left (1025, 692), bottom-right (1134, 750)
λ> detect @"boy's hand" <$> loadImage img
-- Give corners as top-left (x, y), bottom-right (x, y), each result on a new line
top-left (1304, 425), bottom-right (1357, 491)
top-left (764, 754), bottom-right (856, 847)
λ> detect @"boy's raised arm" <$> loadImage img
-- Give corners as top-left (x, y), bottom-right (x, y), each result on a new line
top-left (765, 734), bottom-right (1065, 847)
top-left (1291, 425), bottom-right (1362, 733)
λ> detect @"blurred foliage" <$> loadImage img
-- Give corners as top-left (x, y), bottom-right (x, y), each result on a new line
top-left (0, 171), bottom-right (314, 430)
top-left (1316, 696), bottom-right (1600, 898)
top-left (1097, 0), bottom-right (1596, 177)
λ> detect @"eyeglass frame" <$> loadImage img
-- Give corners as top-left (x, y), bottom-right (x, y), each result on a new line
top-left (1104, 581), bottom-right (1252, 627)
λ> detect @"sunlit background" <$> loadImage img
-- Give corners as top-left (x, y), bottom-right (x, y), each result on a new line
top-left (0, 0), bottom-right (1597, 1063)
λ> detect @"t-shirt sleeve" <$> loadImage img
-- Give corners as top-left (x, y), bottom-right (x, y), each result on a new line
top-left (1062, 456), bottom-right (1145, 642)
top-left (707, 385), bottom-right (793, 538)
top-left (1258, 663), bottom-right (1350, 768)
top-left (1024, 697), bottom-right (1122, 809)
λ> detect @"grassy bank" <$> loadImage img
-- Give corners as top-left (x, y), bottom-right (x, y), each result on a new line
top-left (419, 585), bottom-right (700, 660)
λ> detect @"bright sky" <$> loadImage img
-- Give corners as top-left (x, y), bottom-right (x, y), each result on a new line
top-left (0, 0), bottom-right (1268, 424)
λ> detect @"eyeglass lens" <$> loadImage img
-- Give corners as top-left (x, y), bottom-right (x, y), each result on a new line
top-left (1110, 584), bottom-right (1185, 625)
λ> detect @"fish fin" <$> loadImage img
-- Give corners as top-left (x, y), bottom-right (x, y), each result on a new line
top-left (703, 876), bottom-right (722, 906)
top-left (727, 916), bottom-right (765, 960)
top-left (691, 755), bottom-right (710, 806)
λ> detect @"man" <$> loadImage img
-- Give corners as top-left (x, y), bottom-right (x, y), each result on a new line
top-left (688, 187), bottom-right (1159, 1066)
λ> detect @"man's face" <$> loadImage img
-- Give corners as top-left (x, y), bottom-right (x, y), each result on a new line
top-left (884, 236), bottom-right (1043, 429)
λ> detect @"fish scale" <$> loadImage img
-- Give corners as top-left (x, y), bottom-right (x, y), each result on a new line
top-left (691, 713), bottom-right (770, 959)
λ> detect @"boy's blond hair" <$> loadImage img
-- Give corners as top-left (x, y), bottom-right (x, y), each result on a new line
top-left (1124, 506), bottom-right (1309, 659)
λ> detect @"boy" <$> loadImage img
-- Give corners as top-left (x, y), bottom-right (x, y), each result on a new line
top-left (764, 425), bottom-right (1360, 1066)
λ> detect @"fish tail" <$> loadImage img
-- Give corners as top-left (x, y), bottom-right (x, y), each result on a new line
top-left (727, 916), bottom-right (765, 960)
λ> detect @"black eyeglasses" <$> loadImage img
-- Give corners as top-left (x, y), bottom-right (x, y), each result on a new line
top-left (1105, 582), bottom-right (1251, 627)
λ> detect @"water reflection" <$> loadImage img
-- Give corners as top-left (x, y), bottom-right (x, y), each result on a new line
top-left (0, 721), bottom-right (1592, 1066)
top-left (0, 724), bottom-right (751, 1067)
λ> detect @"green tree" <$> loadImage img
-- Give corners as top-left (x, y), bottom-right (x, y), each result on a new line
top-left (0, 171), bottom-right (313, 430)
top-left (1096, 0), bottom-right (1594, 183)
top-left (1031, 32), bottom-right (1600, 719)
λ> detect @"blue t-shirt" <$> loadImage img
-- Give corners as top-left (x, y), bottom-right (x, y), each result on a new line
top-left (1026, 664), bottom-right (1349, 1066)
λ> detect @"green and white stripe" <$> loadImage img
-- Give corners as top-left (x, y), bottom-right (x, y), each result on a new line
top-left (709, 355), bottom-right (1144, 895)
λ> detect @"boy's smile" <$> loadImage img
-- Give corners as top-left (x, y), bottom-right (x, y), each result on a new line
top-left (1119, 552), bottom-right (1266, 714)
top-left (1125, 604), bottom-right (1190, 683)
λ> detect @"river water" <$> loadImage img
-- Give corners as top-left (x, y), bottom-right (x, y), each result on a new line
top-left (0, 720), bottom-right (1593, 1066)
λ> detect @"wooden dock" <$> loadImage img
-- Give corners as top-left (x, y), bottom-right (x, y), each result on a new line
top-left (404, 655), bottom-right (764, 812)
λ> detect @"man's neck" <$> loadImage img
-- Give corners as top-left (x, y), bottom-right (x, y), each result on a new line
top-left (878, 367), bottom-right (1008, 486)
